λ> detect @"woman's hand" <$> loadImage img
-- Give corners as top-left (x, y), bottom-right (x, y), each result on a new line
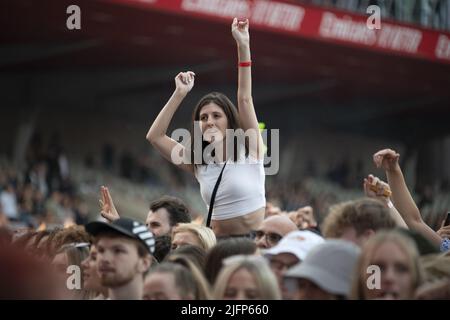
top-left (373, 148), bottom-right (401, 173)
top-left (364, 174), bottom-right (392, 204)
top-left (286, 206), bottom-right (316, 229)
top-left (174, 71), bottom-right (195, 96)
top-left (231, 17), bottom-right (250, 46)
top-left (99, 186), bottom-right (120, 222)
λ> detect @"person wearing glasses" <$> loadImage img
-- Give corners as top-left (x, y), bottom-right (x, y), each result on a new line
top-left (264, 230), bottom-right (324, 299)
top-left (284, 239), bottom-right (360, 300)
top-left (253, 215), bottom-right (297, 249)
top-left (51, 225), bottom-right (92, 258)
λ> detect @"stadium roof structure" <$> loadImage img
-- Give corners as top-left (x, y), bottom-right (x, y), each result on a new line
top-left (2, 0), bottom-right (450, 141)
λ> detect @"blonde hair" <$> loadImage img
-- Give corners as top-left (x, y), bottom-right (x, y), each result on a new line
top-left (322, 198), bottom-right (396, 239)
top-left (62, 245), bottom-right (97, 300)
top-left (350, 230), bottom-right (424, 300)
top-left (172, 223), bottom-right (216, 251)
top-left (420, 251), bottom-right (450, 282)
top-left (164, 254), bottom-right (211, 300)
top-left (213, 256), bottom-right (281, 300)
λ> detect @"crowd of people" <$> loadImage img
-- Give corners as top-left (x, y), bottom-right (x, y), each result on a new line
top-left (1, 18), bottom-right (449, 300)
top-left (0, 132), bottom-right (90, 230)
top-left (1, 147), bottom-right (449, 299)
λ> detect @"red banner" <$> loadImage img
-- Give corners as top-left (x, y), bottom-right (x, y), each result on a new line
top-left (103, 0), bottom-right (450, 64)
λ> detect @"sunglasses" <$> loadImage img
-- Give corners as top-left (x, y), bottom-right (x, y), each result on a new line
top-left (58, 242), bottom-right (91, 253)
top-left (253, 230), bottom-right (283, 246)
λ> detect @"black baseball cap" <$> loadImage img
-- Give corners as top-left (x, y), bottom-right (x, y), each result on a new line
top-left (86, 218), bottom-right (155, 254)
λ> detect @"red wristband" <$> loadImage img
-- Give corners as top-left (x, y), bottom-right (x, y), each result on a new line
top-left (238, 61), bottom-right (252, 67)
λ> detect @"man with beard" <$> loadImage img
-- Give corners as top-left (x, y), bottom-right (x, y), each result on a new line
top-left (86, 218), bottom-right (155, 300)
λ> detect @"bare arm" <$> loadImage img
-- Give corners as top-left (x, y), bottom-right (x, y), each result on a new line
top-left (373, 149), bottom-right (442, 247)
top-left (363, 174), bottom-right (408, 228)
top-left (231, 18), bottom-right (264, 159)
top-left (437, 219), bottom-right (450, 239)
top-left (146, 72), bottom-right (195, 173)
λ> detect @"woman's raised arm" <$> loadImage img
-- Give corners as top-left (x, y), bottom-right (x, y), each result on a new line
top-left (231, 18), bottom-right (264, 159)
top-left (146, 71), bottom-right (195, 173)
top-left (373, 148), bottom-right (442, 247)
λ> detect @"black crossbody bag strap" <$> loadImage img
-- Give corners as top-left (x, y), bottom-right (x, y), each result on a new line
top-left (206, 162), bottom-right (228, 228)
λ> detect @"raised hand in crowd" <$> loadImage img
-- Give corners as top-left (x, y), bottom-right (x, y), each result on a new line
top-left (288, 206), bottom-right (317, 229)
top-left (373, 149), bottom-right (443, 248)
top-left (373, 148), bottom-right (401, 172)
top-left (145, 71), bottom-right (196, 174)
top-left (231, 17), bottom-right (264, 160)
top-left (363, 174), bottom-right (407, 228)
top-left (364, 174), bottom-right (392, 201)
top-left (231, 17), bottom-right (250, 46)
top-left (265, 202), bottom-right (317, 230)
top-left (174, 71), bottom-right (195, 97)
top-left (265, 202), bottom-right (282, 217)
top-left (436, 217), bottom-right (450, 239)
top-left (99, 186), bottom-right (120, 222)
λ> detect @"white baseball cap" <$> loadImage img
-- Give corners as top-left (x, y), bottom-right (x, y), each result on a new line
top-left (284, 239), bottom-right (361, 296)
top-left (264, 230), bottom-right (325, 261)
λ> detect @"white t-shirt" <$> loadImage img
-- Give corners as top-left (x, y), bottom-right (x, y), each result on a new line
top-left (195, 154), bottom-right (266, 220)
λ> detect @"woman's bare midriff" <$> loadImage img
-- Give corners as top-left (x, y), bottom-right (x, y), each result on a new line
top-left (210, 207), bottom-right (265, 237)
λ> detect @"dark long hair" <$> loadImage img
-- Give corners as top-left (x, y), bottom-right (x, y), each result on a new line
top-left (204, 237), bottom-right (257, 285)
top-left (190, 92), bottom-right (248, 166)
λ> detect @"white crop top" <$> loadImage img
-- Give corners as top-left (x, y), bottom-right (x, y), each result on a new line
top-left (195, 155), bottom-right (266, 220)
